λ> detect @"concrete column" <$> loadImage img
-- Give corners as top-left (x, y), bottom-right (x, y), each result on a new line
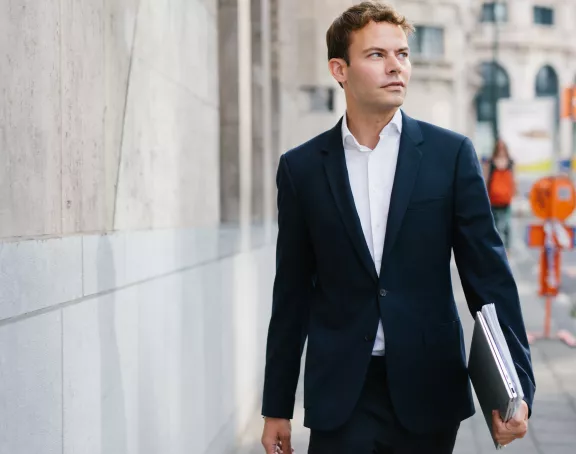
top-left (219, 0), bottom-right (252, 225)
top-left (261, 0), bottom-right (274, 226)
top-left (251, 0), bottom-right (273, 224)
top-left (239, 0), bottom-right (253, 229)
top-left (276, 0), bottom-right (301, 153)
top-left (269, 0), bottom-right (282, 222)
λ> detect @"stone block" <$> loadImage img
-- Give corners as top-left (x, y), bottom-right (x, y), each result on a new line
top-left (0, 312), bottom-right (62, 454)
top-left (63, 287), bottom-right (140, 454)
top-left (114, 59), bottom-right (219, 230)
top-left (0, 237), bottom-right (82, 320)
top-left (61, 0), bottom-right (106, 234)
top-left (0, 0), bottom-right (62, 238)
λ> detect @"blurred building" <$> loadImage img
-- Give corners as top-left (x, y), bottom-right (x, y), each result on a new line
top-left (294, 0), bottom-right (576, 161)
top-left (471, 0), bottom-right (576, 162)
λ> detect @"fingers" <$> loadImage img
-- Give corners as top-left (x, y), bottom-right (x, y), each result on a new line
top-left (261, 434), bottom-right (294, 454)
top-left (279, 432), bottom-right (293, 454)
top-left (274, 440), bottom-right (295, 454)
top-left (261, 434), bottom-right (278, 454)
top-left (492, 410), bottom-right (528, 446)
top-left (492, 411), bottom-right (514, 446)
top-left (261, 418), bottom-right (294, 454)
top-left (505, 417), bottom-right (528, 439)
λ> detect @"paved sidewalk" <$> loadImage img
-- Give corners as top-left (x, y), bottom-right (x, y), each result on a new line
top-left (237, 259), bottom-right (576, 454)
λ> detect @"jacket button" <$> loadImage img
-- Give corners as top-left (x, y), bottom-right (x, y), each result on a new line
top-left (364, 334), bottom-right (374, 342)
top-left (379, 289), bottom-right (387, 297)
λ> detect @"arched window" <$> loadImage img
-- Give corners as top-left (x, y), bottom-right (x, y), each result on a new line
top-left (535, 65), bottom-right (559, 127)
top-left (475, 62), bottom-right (511, 123)
top-left (535, 65), bottom-right (559, 97)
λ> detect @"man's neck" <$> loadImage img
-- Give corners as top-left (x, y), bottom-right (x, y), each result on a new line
top-left (345, 106), bottom-right (398, 150)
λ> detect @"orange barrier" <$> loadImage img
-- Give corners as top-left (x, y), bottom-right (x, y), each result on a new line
top-left (525, 176), bottom-right (576, 347)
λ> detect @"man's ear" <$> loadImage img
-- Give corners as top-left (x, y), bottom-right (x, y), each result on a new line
top-left (328, 58), bottom-right (347, 86)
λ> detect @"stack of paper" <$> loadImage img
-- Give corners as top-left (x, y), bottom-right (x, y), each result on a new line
top-left (468, 304), bottom-right (524, 449)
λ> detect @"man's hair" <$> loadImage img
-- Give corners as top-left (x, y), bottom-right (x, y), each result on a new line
top-left (326, 1), bottom-right (414, 65)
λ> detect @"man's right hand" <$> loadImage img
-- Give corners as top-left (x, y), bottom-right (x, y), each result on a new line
top-left (261, 417), bottom-right (293, 454)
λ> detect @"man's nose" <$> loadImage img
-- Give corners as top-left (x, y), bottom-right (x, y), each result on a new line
top-left (386, 55), bottom-right (402, 74)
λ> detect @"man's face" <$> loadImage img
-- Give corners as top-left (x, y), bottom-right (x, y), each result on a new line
top-left (336, 21), bottom-right (412, 112)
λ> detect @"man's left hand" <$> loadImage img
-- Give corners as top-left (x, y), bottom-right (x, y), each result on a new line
top-left (492, 400), bottom-right (529, 447)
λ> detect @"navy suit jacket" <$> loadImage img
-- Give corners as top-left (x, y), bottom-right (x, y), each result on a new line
top-left (261, 111), bottom-right (535, 434)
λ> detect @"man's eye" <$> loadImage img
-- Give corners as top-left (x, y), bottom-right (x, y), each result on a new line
top-left (370, 52), bottom-right (383, 58)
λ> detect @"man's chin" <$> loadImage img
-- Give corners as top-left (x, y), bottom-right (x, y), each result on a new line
top-left (370, 97), bottom-right (404, 111)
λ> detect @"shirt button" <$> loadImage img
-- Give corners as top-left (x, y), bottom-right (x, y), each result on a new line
top-left (379, 289), bottom-right (387, 297)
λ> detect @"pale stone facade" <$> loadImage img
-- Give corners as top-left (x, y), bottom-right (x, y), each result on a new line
top-left (471, 0), bottom-right (576, 160)
top-left (0, 1), bottom-right (297, 454)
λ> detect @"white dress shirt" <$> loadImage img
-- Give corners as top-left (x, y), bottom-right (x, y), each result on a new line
top-left (341, 109), bottom-right (402, 356)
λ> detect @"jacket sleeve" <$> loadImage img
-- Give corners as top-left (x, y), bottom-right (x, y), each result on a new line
top-left (452, 138), bottom-right (536, 416)
top-left (261, 154), bottom-right (315, 419)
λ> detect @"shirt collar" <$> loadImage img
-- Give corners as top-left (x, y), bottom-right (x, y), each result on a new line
top-left (341, 109), bottom-right (403, 151)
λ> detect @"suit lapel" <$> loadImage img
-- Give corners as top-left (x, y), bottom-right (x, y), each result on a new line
top-left (381, 112), bottom-right (423, 264)
top-left (322, 120), bottom-right (378, 282)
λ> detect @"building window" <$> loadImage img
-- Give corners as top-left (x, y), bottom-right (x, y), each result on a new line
top-left (475, 62), bottom-right (511, 123)
top-left (535, 65), bottom-right (560, 126)
top-left (408, 26), bottom-right (444, 59)
top-left (300, 86), bottom-right (335, 112)
top-left (535, 65), bottom-right (559, 97)
top-left (534, 6), bottom-right (554, 25)
top-left (480, 2), bottom-right (508, 22)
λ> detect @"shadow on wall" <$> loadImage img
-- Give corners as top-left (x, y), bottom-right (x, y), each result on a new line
top-left (184, 223), bottom-right (276, 454)
top-left (97, 236), bottom-right (128, 453)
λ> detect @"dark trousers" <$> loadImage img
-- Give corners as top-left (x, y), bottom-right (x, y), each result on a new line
top-left (308, 356), bottom-right (460, 454)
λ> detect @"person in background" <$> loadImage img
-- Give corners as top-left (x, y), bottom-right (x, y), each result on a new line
top-left (484, 139), bottom-right (516, 253)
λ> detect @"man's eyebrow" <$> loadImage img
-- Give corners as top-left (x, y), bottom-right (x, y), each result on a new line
top-left (363, 46), bottom-right (410, 54)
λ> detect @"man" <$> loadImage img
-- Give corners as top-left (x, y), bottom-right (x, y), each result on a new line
top-left (260, 2), bottom-right (535, 453)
